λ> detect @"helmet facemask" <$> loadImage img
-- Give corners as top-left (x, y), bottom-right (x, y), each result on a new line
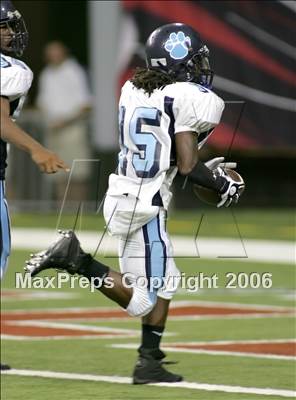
top-left (185, 46), bottom-right (213, 88)
top-left (0, 10), bottom-right (28, 56)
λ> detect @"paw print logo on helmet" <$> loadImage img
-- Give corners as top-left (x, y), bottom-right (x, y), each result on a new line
top-left (164, 31), bottom-right (191, 60)
top-left (145, 22), bottom-right (214, 88)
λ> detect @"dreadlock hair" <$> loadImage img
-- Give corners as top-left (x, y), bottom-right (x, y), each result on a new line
top-left (131, 67), bottom-right (177, 95)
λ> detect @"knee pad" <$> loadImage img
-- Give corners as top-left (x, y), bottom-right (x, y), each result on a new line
top-left (126, 286), bottom-right (156, 317)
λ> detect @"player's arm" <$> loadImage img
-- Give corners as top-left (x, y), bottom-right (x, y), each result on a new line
top-left (0, 96), bottom-right (69, 173)
top-left (175, 131), bottom-right (242, 207)
top-left (175, 131), bottom-right (225, 190)
top-left (175, 131), bottom-right (198, 174)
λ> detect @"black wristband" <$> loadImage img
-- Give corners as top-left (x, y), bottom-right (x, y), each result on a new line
top-left (187, 162), bottom-right (228, 193)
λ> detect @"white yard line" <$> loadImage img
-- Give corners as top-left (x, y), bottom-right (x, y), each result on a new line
top-left (11, 228), bottom-right (295, 264)
top-left (7, 320), bottom-right (139, 334)
top-left (2, 302), bottom-right (294, 323)
top-left (169, 300), bottom-right (295, 311)
top-left (110, 343), bottom-right (295, 361)
top-left (166, 313), bottom-right (295, 321)
top-left (162, 339), bottom-right (296, 345)
top-left (2, 369), bottom-right (295, 397)
top-left (110, 339), bottom-right (296, 361)
top-left (1, 334), bottom-right (134, 341)
top-left (1, 305), bottom-right (124, 314)
top-left (2, 313), bottom-right (294, 325)
top-left (3, 300), bottom-right (294, 313)
top-left (1, 290), bottom-right (78, 301)
top-left (149, 348), bottom-right (296, 361)
top-left (5, 320), bottom-right (175, 336)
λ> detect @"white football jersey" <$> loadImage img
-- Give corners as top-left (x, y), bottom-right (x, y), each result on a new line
top-left (0, 53), bottom-right (33, 120)
top-left (107, 80), bottom-right (224, 210)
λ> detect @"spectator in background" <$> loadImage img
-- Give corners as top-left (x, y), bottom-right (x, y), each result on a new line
top-left (37, 41), bottom-right (92, 201)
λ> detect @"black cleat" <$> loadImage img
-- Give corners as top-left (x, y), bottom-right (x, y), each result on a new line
top-left (24, 230), bottom-right (92, 277)
top-left (132, 348), bottom-right (183, 384)
top-left (1, 363), bottom-right (11, 370)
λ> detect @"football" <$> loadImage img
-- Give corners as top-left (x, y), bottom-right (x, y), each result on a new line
top-left (193, 168), bottom-right (245, 206)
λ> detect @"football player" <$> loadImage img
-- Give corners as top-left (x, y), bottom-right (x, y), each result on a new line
top-left (0, 0), bottom-right (69, 369)
top-left (25, 23), bottom-right (244, 382)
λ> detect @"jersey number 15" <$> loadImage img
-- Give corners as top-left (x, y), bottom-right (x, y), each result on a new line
top-left (119, 106), bottom-right (162, 178)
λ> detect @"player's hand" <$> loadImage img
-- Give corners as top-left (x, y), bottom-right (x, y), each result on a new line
top-left (31, 147), bottom-right (70, 174)
top-left (205, 157), bottom-right (224, 171)
top-left (205, 157), bottom-right (237, 171)
top-left (217, 171), bottom-right (244, 208)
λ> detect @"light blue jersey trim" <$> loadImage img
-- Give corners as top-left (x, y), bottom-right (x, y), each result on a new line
top-left (143, 214), bottom-right (167, 301)
top-left (0, 181), bottom-right (11, 279)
